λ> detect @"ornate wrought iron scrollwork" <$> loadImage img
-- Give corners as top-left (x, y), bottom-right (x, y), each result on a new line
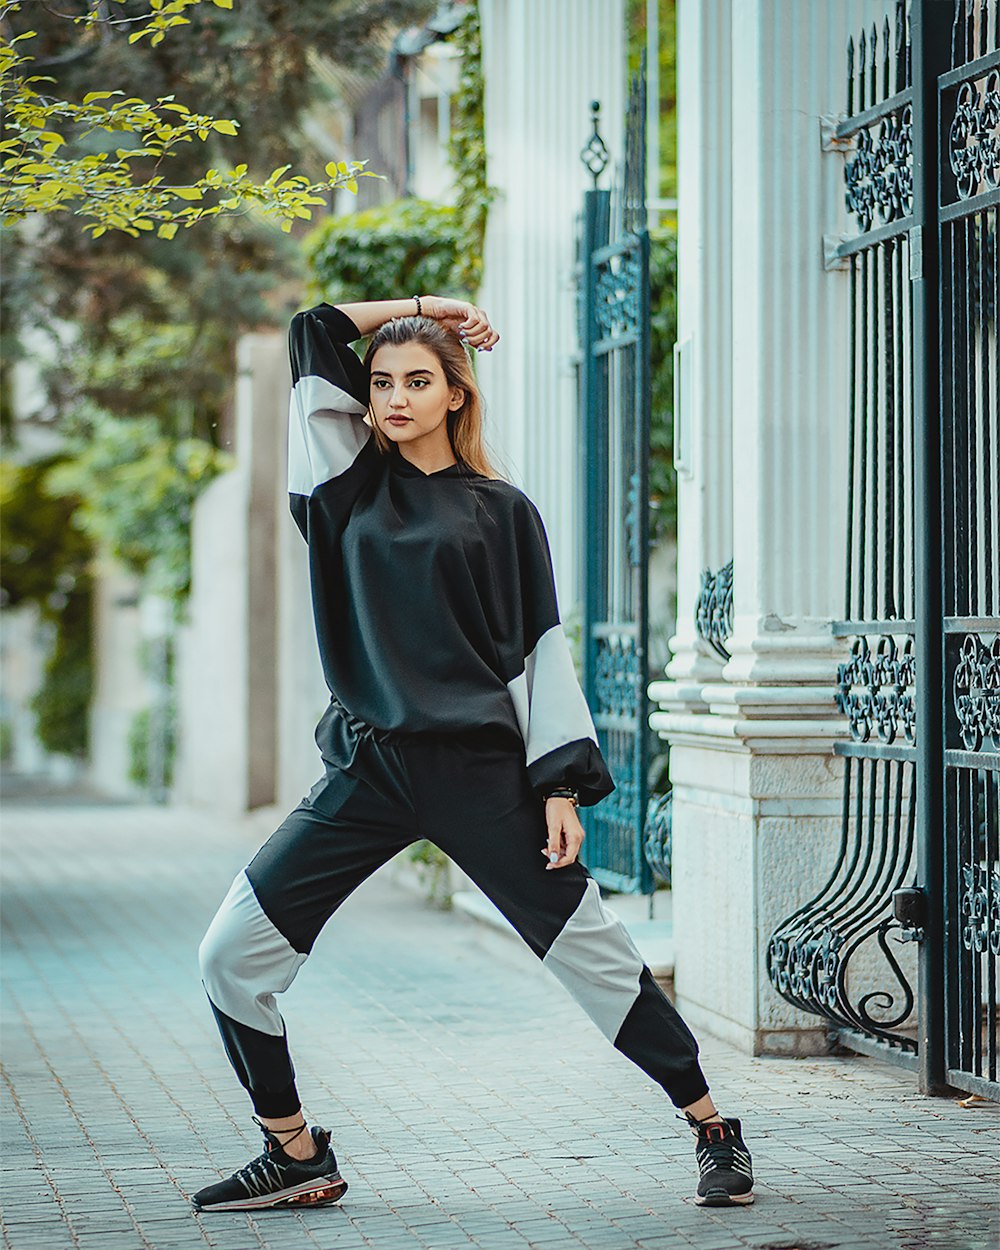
top-left (949, 70), bottom-right (1000, 201)
top-left (593, 633), bottom-right (642, 719)
top-left (961, 862), bottom-right (1000, 956)
top-left (844, 104), bottom-right (913, 231)
top-left (643, 790), bottom-right (672, 888)
top-left (952, 633), bottom-right (1000, 751)
top-left (766, 753), bottom-right (919, 1050)
top-left (591, 731), bottom-right (640, 836)
top-left (836, 634), bottom-right (916, 744)
top-left (695, 559), bottom-right (733, 662)
top-left (594, 252), bottom-right (641, 338)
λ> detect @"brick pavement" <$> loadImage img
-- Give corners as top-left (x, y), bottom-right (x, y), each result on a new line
top-left (1, 793), bottom-right (998, 1250)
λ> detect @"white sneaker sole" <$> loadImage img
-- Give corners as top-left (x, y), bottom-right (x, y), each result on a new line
top-left (694, 1187), bottom-right (755, 1207)
top-left (194, 1174), bottom-right (348, 1212)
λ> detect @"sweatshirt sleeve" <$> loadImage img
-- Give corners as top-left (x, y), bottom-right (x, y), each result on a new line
top-left (287, 303), bottom-right (376, 531)
top-left (507, 497), bottom-right (616, 808)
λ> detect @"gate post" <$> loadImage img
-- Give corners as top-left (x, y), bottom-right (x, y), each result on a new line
top-left (578, 186), bottom-right (611, 711)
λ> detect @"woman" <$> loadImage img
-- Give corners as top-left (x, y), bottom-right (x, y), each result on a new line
top-left (192, 295), bottom-right (754, 1213)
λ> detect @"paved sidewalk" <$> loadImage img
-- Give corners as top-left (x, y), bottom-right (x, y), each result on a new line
top-left (1, 794), bottom-right (997, 1250)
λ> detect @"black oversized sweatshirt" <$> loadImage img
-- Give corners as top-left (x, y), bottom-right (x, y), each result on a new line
top-left (286, 303), bottom-right (614, 807)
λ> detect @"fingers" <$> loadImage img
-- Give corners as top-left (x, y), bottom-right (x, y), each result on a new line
top-left (541, 802), bottom-right (584, 870)
top-left (458, 305), bottom-right (500, 352)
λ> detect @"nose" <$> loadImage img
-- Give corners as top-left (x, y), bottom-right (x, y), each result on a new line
top-left (388, 385), bottom-right (407, 410)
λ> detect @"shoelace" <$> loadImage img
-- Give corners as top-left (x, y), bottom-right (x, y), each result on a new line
top-left (696, 1134), bottom-right (736, 1174)
top-left (235, 1149), bottom-right (288, 1198)
top-left (696, 1134), bottom-right (753, 1180)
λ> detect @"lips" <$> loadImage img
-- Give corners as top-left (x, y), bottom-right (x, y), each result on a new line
top-left (386, 417), bottom-right (411, 425)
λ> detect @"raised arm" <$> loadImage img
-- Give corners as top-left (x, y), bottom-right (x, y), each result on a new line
top-left (336, 296), bottom-right (500, 351)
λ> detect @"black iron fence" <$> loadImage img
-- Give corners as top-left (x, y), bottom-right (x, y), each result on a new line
top-left (768, 0), bottom-right (998, 1099)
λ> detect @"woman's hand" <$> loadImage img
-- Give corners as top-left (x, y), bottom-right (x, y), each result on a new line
top-left (421, 296), bottom-right (500, 352)
top-left (542, 797), bottom-right (584, 870)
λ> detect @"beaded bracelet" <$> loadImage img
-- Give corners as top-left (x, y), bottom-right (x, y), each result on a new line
top-left (412, 294), bottom-right (423, 316)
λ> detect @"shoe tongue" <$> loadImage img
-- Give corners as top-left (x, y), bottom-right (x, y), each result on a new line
top-left (705, 1122), bottom-right (728, 1143)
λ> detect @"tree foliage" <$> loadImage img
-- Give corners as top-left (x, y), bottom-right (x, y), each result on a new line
top-left (1, 1), bottom-right (379, 234)
top-left (0, 455), bottom-right (94, 757)
top-left (1, 0), bottom-right (434, 440)
top-left (44, 410), bottom-right (232, 602)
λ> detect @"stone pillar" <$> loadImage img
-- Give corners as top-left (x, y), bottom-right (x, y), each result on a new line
top-left (174, 333), bottom-right (286, 814)
top-left (88, 560), bottom-right (145, 798)
top-left (650, 0), bottom-right (888, 1055)
top-left (663, 0), bottom-right (734, 706)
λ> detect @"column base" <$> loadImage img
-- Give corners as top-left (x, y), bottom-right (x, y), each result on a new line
top-left (675, 994), bottom-right (840, 1058)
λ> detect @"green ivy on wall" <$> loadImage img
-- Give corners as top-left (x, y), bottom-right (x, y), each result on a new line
top-left (305, 198), bottom-right (463, 304)
top-left (649, 224), bottom-right (678, 547)
top-left (446, 1), bottom-right (496, 297)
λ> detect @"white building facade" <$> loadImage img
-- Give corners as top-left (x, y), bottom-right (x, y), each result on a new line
top-left (651, 0), bottom-right (904, 1055)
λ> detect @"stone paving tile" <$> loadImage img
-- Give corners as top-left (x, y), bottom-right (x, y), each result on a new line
top-left (1, 798), bottom-right (998, 1250)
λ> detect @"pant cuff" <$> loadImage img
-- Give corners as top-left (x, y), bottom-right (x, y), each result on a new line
top-left (666, 1069), bottom-right (711, 1109)
top-left (250, 1082), bottom-right (302, 1119)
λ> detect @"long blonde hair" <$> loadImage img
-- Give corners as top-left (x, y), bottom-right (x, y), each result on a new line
top-left (362, 316), bottom-right (503, 480)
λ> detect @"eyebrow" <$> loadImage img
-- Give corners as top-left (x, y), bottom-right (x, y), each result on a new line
top-left (370, 368), bottom-right (435, 378)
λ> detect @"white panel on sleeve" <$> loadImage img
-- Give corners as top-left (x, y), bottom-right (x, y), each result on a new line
top-left (287, 374), bottom-right (371, 496)
top-left (506, 623), bottom-right (598, 764)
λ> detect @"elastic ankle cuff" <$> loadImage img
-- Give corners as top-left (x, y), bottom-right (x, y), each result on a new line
top-left (667, 1071), bottom-right (711, 1109)
top-left (250, 1083), bottom-right (301, 1118)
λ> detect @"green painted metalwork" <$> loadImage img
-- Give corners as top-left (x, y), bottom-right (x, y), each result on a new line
top-left (577, 64), bottom-right (654, 895)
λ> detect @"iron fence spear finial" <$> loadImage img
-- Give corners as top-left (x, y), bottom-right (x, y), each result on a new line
top-left (581, 99), bottom-right (610, 187)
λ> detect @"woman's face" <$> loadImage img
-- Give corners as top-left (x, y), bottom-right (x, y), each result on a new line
top-left (369, 342), bottom-right (464, 451)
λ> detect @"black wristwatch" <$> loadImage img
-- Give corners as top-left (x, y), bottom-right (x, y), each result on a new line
top-left (544, 787), bottom-right (579, 807)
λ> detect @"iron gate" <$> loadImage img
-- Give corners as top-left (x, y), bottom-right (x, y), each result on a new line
top-left (576, 63), bottom-right (653, 895)
top-left (768, 0), bottom-right (999, 1099)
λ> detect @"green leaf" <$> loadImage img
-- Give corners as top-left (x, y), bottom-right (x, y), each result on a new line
top-left (212, 120), bottom-right (238, 136)
top-left (157, 223), bottom-right (178, 239)
top-left (172, 187), bottom-right (203, 200)
top-left (83, 91), bottom-right (114, 104)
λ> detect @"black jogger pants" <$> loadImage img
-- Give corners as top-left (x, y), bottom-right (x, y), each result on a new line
top-left (198, 716), bottom-right (709, 1118)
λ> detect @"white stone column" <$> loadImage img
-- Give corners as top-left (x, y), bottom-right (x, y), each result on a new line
top-left (650, 0), bottom-right (890, 1055)
top-left (87, 560), bottom-right (146, 798)
top-left (477, 0), bottom-right (625, 611)
top-left (175, 333), bottom-right (286, 814)
top-left (659, 0), bottom-right (734, 709)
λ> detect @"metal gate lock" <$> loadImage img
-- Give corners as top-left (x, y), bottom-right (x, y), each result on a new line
top-left (892, 887), bottom-right (927, 943)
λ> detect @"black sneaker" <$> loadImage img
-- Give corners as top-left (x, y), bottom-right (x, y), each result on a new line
top-left (692, 1117), bottom-right (754, 1207)
top-left (192, 1121), bottom-right (348, 1212)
